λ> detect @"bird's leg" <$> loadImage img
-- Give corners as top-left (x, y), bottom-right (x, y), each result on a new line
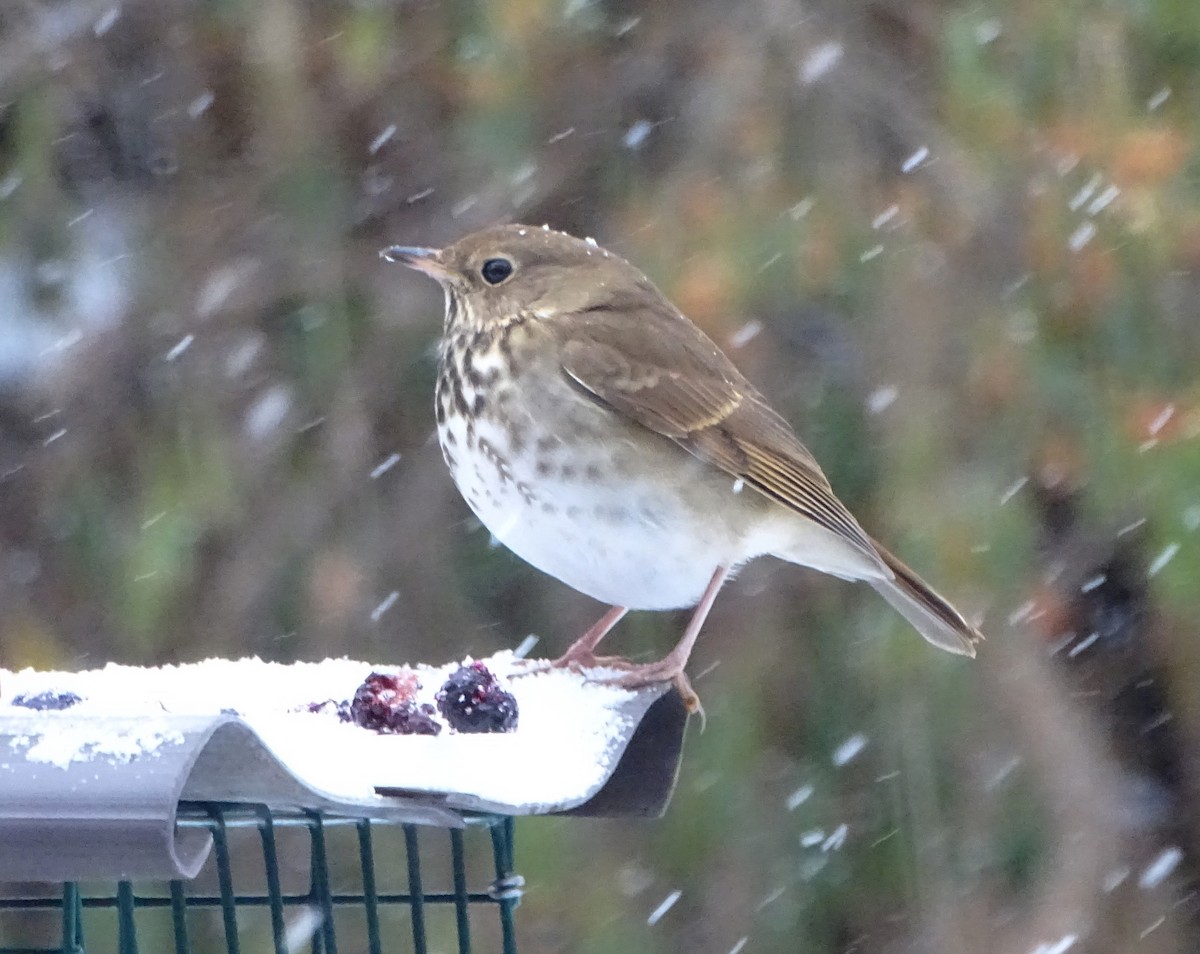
top-left (549, 604), bottom-right (631, 670)
top-left (514, 605), bottom-right (632, 676)
top-left (615, 565), bottom-right (730, 712)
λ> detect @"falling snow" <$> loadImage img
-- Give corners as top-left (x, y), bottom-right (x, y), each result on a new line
top-left (647, 890), bottom-right (681, 925)
top-left (1147, 403), bottom-right (1175, 435)
top-left (1067, 219), bottom-right (1097, 251)
top-left (901, 146), bottom-right (929, 173)
top-left (1069, 174), bottom-right (1102, 211)
top-left (94, 7), bottom-right (122, 37)
top-left (369, 591), bottom-right (399, 622)
top-left (1146, 543), bottom-right (1180, 577)
top-left (370, 453), bottom-right (402, 479)
top-left (821, 824), bottom-right (848, 851)
top-left (165, 334), bottom-right (194, 362)
top-left (999, 476), bottom-right (1028, 505)
top-left (1139, 846), bottom-right (1183, 889)
top-left (187, 90), bottom-right (214, 119)
top-left (1067, 632), bottom-right (1100, 658)
top-left (1147, 87), bottom-right (1171, 111)
top-left (975, 19), bottom-right (1002, 44)
top-left (1087, 184), bottom-right (1121, 215)
top-left (799, 42), bottom-right (843, 84)
top-left (369, 124), bottom-right (397, 154)
top-left (832, 733), bottom-right (867, 766)
top-left (866, 386), bottom-right (898, 414)
top-left (786, 784), bottom-right (813, 810)
top-left (623, 120), bottom-right (653, 150)
top-left (729, 320), bottom-right (762, 348)
top-left (1030, 934), bottom-right (1078, 954)
top-left (872, 205), bottom-right (900, 230)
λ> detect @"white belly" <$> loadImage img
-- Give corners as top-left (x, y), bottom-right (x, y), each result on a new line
top-left (439, 412), bottom-right (740, 610)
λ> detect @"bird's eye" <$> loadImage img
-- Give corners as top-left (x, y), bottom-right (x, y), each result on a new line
top-left (480, 258), bottom-right (514, 285)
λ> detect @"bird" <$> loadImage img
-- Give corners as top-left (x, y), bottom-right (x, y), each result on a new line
top-left (381, 224), bottom-right (982, 708)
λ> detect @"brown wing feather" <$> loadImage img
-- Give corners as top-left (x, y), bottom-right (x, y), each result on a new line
top-left (555, 301), bottom-right (881, 563)
top-left (552, 296), bottom-right (983, 657)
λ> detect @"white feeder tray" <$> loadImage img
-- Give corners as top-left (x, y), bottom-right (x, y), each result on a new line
top-left (0, 654), bottom-right (689, 882)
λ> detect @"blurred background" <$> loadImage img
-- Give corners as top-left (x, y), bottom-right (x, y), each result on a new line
top-left (1, 0), bottom-right (1198, 950)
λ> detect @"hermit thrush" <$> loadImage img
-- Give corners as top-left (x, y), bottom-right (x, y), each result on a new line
top-left (382, 225), bottom-right (982, 706)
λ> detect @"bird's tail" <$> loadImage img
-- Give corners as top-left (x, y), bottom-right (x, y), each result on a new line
top-left (868, 539), bottom-right (983, 657)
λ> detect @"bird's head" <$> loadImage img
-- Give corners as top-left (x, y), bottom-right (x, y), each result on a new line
top-left (381, 224), bottom-right (653, 332)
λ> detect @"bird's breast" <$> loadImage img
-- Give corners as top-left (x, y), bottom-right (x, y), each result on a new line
top-left (433, 332), bottom-right (767, 609)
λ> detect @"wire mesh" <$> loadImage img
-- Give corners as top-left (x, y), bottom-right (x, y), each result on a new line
top-left (0, 803), bottom-right (520, 954)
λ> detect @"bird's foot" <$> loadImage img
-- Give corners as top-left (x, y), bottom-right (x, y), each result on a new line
top-left (614, 664), bottom-right (703, 721)
top-left (512, 651), bottom-right (705, 727)
top-left (509, 650), bottom-right (638, 678)
top-left (552, 649), bottom-right (641, 673)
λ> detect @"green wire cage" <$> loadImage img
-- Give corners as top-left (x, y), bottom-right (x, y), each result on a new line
top-left (0, 804), bottom-right (520, 954)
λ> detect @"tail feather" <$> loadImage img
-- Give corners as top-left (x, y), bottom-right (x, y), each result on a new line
top-left (868, 539), bottom-right (983, 657)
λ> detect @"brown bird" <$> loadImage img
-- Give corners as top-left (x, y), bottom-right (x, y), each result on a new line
top-left (382, 225), bottom-right (981, 707)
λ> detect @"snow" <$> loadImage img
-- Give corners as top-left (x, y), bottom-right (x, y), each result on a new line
top-left (1068, 174), bottom-right (1101, 211)
top-left (999, 476), bottom-right (1028, 506)
top-left (785, 784), bottom-right (813, 810)
top-left (1, 654), bottom-right (662, 813)
top-left (623, 120), bottom-right (652, 150)
top-left (799, 42), bottom-right (843, 84)
top-left (866, 386), bottom-right (898, 415)
top-left (94, 7), bottom-right (121, 37)
top-left (1139, 917), bottom-right (1166, 939)
top-left (1067, 221), bottom-right (1096, 252)
top-left (821, 823), bottom-right (848, 851)
top-left (1147, 87), bottom-right (1171, 111)
top-left (1031, 935), bottom-right (1077, 954)
top-left (187, 91), bottom-right (214, 119)
top-left (872, 205), bottom-right (900, 230)
top-left (832, 733), bottom-right (867, 766)
top-left (165, 334), bottom-right (194, 361)
top-left (1067, 632), bottom-right (1100, 658)
top-left (729, 320), bottom-right (763, 349)
top-left (369, 591), bottom-right (400, 622)
top-left (11, 722), bottom-right (185, 770)
top-left (647, 889), bottom-right (681, 925)
top-left (369, 452), bottom-right (402, 479)
top-left (1087, 184), bottom-right (1120, 216)
top-left (1138, 846), bottom-right (1182, 889)
top-left (1147, 543), bottom-right (1180, 577)
top-left (901, 146), bottom-right (929, 173)
top-left (368, 124), bottom-right (396, 155)
top-left (975, 20), bottom-right (1002, 44)
top-left (1147, 403), bottom-right (1175, 435)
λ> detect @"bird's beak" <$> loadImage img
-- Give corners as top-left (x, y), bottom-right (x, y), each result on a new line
top-left (379, 245), bottom-right (452, 281)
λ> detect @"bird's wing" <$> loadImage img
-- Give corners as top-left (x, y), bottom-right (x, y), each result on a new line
top-left (553, 300), bottom-right (881, 562)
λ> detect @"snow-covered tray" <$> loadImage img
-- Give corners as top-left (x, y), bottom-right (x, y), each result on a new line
top-left (0, 654), bottom-right (689, 881)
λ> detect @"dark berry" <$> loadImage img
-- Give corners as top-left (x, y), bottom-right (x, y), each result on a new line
top-left (11, 691), bottom-right (82, 711)
top-left (349, 670), bottom-right (441, 736)
top-left (436, 662), bottom-right (518, 733)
